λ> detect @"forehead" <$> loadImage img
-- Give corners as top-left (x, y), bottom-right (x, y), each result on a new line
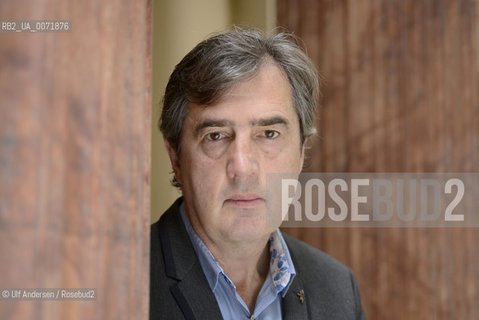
top-left (185, 62), bottom-right (296, 126)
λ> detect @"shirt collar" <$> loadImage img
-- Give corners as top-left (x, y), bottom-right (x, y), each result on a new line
top-left (179, 202), bottom-right (296, 297)
top-left (269, 229), bottom-right (296, 296)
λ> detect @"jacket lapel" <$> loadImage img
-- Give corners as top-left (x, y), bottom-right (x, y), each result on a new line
top-left (282, 276), bottom-right (309, 320)
top-left (159, 199), bottom-right (223, 320)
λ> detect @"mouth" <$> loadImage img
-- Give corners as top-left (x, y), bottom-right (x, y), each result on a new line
top-left (224, 194), bottom-right (264, 208)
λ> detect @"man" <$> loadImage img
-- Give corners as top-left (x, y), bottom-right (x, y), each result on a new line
top-left (150, 28), bottom-right (365, 320)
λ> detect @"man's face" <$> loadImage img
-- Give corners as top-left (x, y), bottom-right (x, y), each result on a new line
top-left (167, 62), bottom-right (305, 246)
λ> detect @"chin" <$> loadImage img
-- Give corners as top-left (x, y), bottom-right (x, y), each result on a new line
top-left (223, 218), bottom-right (276, 242)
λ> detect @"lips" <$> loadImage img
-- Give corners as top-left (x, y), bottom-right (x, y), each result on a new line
top-left (224, 194), bottom-right (264, 208)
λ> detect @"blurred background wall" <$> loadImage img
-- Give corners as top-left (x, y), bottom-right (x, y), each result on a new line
top-left (277, 0), bottom-right (479, 319)
top-left (0, 1), bottom-right (151, 319)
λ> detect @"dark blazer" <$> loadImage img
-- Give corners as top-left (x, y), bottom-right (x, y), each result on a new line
top-left (150, 198), bottom-right (365, 320)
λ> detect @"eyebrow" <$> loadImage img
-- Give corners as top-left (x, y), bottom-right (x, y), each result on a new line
top-left (194, 116), bottom-right (290, 137)
top-left (194, 119), bottom-right (234, 137)
top-left (250, 116), bottom-right (289, 127)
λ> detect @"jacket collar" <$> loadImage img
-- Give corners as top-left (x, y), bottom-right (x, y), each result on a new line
top-left (158, 198), bottom-right (223, 320)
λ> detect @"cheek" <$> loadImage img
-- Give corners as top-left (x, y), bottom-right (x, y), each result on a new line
top-left (273, 146), bottom-right (304, 172)
top-left (183, 153), bottom-right (225, 195)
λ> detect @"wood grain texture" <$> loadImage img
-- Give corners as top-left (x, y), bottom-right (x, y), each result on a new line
top-left (0, 1), bottom-right (151, 319)
top-left (278, 0), bottom-right (479, 319)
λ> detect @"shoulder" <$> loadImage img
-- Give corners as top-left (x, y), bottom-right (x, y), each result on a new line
top-left (282, 232), bottom-right (351, 277)
top-left (282, 232), bottom-right (365, 319)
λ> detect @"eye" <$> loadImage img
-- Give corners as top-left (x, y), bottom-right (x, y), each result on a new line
top-left (205, 132), bottom-right (225, 141)
top-left (263, 130), bottom-right (280, 139)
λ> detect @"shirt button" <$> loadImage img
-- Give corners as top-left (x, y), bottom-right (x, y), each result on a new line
top-left (249, 316), bottom-right (255, 320)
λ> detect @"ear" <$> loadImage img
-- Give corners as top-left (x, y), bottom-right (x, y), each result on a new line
top-left (164, 140), bottom-right (182, 184)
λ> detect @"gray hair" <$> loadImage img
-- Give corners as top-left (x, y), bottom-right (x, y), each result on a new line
top-left (160, 27), bottom-right (320, 186)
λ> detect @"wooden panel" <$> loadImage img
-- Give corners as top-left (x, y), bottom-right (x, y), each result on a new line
top-left (0, 1), bottom-right (151, 319)
top-left (278, 0), bottom-right (479, 319)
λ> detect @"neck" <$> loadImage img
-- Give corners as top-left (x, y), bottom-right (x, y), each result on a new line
top-left (183, 205), bottom-right (273, 312)
top-left (191, 219), bottom-right (271, 312)
top-left (209, 237), bottom-right (271, 312)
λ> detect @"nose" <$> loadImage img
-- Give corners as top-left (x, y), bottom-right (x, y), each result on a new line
top-left (226, 134), bottom-right (259, 182)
